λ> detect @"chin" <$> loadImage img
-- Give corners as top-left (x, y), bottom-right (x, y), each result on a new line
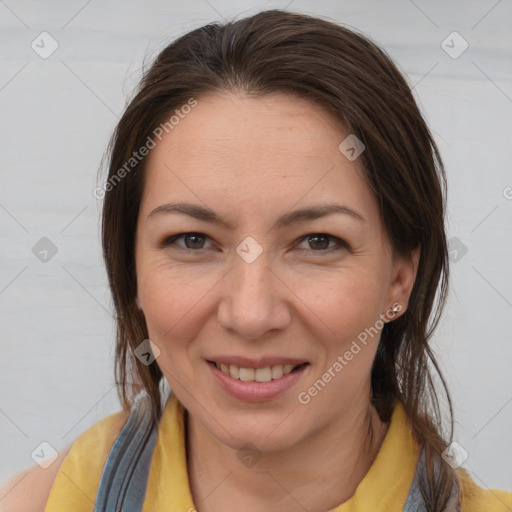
top-left (206, 407), bottom-right (306, 453)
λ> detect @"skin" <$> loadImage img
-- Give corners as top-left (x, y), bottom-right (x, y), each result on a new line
top-left (135, 91), bottom-right (419, 512)
top-left (0, 448), bottom-right (69, 512)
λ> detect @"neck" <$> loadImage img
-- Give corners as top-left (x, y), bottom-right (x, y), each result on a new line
top-left (186, 398), bottom-right (390, 512)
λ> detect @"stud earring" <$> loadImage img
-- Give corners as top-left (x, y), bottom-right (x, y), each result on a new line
top-left (385, 302), bottom-right (402, 323)
top-left (391, 302), bottom-right (401, 313)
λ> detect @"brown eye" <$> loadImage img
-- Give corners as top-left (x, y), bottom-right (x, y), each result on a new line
top-left (307, 235), bottom-right (330, 250)
top-left (182, 234), bottom-right (206, 249)
top-left (296, 233), bottom-right (348, 252)
top-left (161, 233), bottom-right (210, 250)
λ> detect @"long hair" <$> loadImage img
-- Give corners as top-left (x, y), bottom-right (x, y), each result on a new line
top-left (101, 10), bottom-right (456, 510)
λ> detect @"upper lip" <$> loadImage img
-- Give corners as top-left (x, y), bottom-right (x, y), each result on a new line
top-left (206, 356), bottom-right (308, 369)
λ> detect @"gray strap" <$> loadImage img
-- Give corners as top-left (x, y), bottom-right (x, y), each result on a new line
top-left (94, 390), bottom-right (159, 512)
top-left (403, 449), bottom-right (460, 512)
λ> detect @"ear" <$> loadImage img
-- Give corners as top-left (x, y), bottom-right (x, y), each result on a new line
top-left (387, 246), bottom-right (420, 318)
top-left (136, 295), bottom-right (143, 311)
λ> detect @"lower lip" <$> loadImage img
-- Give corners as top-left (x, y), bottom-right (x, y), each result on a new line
top-left (207, 361), bottom-right (309, 402)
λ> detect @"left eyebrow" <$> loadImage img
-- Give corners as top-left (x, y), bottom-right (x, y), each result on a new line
top-left (272, 204), bottom-right (365, 230)
top-left (147, 202), bottom-right (365, 230)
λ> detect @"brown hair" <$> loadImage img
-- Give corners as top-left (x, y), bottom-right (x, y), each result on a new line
top-left (101, 9), bottom-right (457, 511)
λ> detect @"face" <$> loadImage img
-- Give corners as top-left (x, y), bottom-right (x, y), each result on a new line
top-left (135, 91), bottom-right (417, 452)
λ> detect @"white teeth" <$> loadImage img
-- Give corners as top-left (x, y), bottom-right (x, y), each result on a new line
top-left (214, 362), bottom-right (303, 381)
top-left (271, 365), bottom-right (283, 379)
top-left (255, 367), bottom-right (272, 383)
top-left (239, 367), bottom-right (255, 381)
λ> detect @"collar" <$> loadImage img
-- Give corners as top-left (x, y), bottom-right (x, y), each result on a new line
top-left (145, 395), bottom-right (420, 512)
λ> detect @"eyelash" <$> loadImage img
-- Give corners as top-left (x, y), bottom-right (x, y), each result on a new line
top-left (160, 232), bottom-right (348, 254)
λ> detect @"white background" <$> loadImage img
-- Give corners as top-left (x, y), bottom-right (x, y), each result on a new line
top-left (0, 0), bottom-right (511, 498)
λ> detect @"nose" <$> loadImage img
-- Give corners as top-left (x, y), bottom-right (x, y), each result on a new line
top-left (217, 247), bottom-right (291, 340)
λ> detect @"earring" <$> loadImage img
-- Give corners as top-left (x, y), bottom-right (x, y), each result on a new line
top-left (385, 302), bottom-right (402, 323)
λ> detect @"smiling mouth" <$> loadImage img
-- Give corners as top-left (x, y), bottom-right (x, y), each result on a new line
top-left (207, 361), bottom-right (309, 382)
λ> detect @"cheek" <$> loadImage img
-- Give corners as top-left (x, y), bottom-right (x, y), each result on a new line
top-left (139, 275), bottom-right (186, 338)
top-left (136, 258), bottom-right (219, 353)
top-left (296, 281), bottom-right (382, 412)
top-left (289, 266), bottom-right (386, 402)
top-left (136, 269), bottom-right (199, 386)
top-left (290, 266), bottom-right (386, 343)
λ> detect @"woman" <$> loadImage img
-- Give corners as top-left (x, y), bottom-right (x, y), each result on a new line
top-left (2, 9), bottom-right (510, 512)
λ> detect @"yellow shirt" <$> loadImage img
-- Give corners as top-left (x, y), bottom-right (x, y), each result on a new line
top-left (44, 394), bottom-right (512, 511)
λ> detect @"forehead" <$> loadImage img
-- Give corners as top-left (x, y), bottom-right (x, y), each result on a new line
top-left (147, 91), bottom-right (349, 171)
top-left (140, 91), bottom-right (379, 227)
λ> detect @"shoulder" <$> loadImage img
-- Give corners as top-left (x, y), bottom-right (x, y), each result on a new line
top-left (59, 407), bottom-right (131, 464)
top-left (0, 409), bottom-right (129, 512)
top-left (43, 408), bottom-right (130, 511)
top-left (457, 467), bottom-right (512, 512)
top-left (0, 448), bottom-right (70, 512)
